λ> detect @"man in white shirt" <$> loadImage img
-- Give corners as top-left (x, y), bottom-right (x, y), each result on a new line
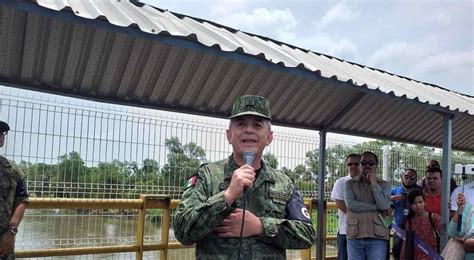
top-left (330, 153), bottom-right (361, 260)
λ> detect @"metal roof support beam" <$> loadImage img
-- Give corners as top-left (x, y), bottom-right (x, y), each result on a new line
top-left (440, 113), bottom-right (453, 250)
top-left (323, 92), bottom-right (367, 130)
top-left (317, 130), bottom-right (327, 260)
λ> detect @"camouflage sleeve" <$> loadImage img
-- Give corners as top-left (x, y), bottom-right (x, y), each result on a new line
top-left (173, 166), bottom-right (236, 245)
top-left (257, 188), bottom-right (316, 249)
top-left (14, 178), bottom-right (29, 206)
top-left (8, 159), bottom-right (29, 206)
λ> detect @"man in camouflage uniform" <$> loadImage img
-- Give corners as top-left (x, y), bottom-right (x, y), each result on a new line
top-left (173, 95), bottom-right (315, 259)
top-left (0, 121), bottom-right (29, 259)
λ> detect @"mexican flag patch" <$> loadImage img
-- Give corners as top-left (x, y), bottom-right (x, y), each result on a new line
top-left (185, 175), bottom-right (197, 188)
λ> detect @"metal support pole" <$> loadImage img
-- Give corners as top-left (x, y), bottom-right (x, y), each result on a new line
top-left (440, 113), bottom-right (453, 250)
top-left (382, 145), bottom-right (391, 181)
top-left (317, 130), bottom-right (327, 260)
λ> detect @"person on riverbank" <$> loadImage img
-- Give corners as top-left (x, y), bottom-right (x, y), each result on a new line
top-left (0, 121), bottom-right (29, 259)
top-left (173, 95), bottom-right (316, 259)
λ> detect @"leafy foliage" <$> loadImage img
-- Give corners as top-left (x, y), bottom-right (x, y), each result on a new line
top-left (160, 137), bottom-right (206, 189)
top-left (19, 137), bottom-right (473, 199)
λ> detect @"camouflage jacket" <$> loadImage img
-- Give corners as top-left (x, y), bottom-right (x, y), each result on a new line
top-left (173, 155), bottom-right (315, 260)
top-left (0, 156), bottom-right (29, 235)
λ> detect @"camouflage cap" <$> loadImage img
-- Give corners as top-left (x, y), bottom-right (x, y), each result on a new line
top-left (0, 121), bottom-right (10, 133)
top-left (229, 95), bottom-right (272, 120)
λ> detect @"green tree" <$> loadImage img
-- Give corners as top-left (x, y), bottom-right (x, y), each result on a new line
top-left (49, 151), bottom-right (87, 197)
top-left (89, 159), bottom-right (133, 198)
top-left (305, 150), bottom-right (318, 179)
top-left (160, 137), bottom-right (206, 189)
top-left (263, 153), bottom-right (278, 169)
top-left (134, 158), bottom-right (160, 188)
top-left (325, 144), bottom-right (354, 192)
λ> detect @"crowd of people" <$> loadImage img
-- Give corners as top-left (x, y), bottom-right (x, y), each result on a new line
top-left (332, 152), bottom-right (473, 260)
top-left (0, 95), bottom-right (470, 260)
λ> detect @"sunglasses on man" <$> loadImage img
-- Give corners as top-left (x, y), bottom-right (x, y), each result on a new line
top-left (347, 162), bottom-right (359, 167)
top-left (403, 175), bottom-right (416, 180)
top-left (360, 160), bottom-right (376, 166)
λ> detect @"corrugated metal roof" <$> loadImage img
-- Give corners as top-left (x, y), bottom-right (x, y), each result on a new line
top-left (0, 0), bottom-right (473, 151)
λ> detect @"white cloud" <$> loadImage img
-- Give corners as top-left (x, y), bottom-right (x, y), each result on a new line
top-left (301, 34), bottom-right (359, 61)
top-left (434, 12), bottom-right (452, 25)
top-left (413, 50), bottom-right (474, 94)
top-left (366, 39), bottom-right (438, 69)
top-left (316, 1), bottom-right (359, 30)
top-left (217, 8), bottom-right (298, 43)
top-left (415, 50), bottom-right (473, 75)
top-left (209, 0), bottom-right (248, 17)
top-left (367, 40), bottom-right (473, 94)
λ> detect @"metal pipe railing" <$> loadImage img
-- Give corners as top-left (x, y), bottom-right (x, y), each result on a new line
top-left (16, 197), bottom-right (337, 259)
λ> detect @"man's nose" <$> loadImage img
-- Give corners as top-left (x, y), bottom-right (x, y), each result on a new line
top-left (243, 125), bottom-right (255, 133)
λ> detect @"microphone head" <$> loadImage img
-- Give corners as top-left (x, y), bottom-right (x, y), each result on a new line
top-left (243, 151), bottom-right (256, 165)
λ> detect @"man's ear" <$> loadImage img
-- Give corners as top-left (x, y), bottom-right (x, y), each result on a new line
top-left (267, 131), bottom-right (273, 146)
top-left (226, 129), bottom-right (232, 144)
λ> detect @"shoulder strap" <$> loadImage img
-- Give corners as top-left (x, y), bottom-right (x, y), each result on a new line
top-left (429, 213), bottom-right (440, 252)
top-left (428, 213), bottom-right (439, 238)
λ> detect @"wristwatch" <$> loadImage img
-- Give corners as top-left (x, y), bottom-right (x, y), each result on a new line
top-left (8, 225), bottom-right (18, 235)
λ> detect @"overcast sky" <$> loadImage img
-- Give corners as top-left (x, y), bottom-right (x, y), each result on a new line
top-left (141, 0), bottom-right (473, 96)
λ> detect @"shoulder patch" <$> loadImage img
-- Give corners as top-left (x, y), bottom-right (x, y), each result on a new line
top-left (286, 189), bottom-right (312, 223)
top-left (185, 174), bottom-right (198, 189)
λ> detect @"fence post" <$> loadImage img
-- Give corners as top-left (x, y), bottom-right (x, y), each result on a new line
top-left (302, 199), bottom-right (315, 259)
top-left (382, 145), bottom-right (391, 181)
top-left (160, 198), bottom-right (171, 259)
top-left (136, 195), bottom-right (146, 260)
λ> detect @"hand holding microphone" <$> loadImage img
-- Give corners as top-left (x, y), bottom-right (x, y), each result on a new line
top-left (223, 151), bottom-right (256, 205)
top-left (242, 151), bottom-right (255, 193)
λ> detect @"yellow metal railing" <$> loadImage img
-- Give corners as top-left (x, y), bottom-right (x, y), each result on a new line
top-left (16, 196), bottom-right (337, 259)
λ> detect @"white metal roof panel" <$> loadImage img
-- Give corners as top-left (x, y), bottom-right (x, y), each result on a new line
top-left (0, 0), bottom-right (473, 151)
top-left (34, 1), bottom-right (473, 113)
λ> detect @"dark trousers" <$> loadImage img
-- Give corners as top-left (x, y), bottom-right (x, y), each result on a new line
top-left (337, 232), bottom-right (348, 260)
top-left (392, 235), bottom-right (402, 260)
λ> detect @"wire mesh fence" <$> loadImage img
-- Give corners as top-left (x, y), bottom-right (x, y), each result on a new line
top-left (1, 86), bottom-right (473, 256)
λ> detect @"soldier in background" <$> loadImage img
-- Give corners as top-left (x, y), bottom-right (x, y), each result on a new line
top-left (0, 121), bottom-right (29, 259)
top-left (173, 95), bottom-right (315, 259)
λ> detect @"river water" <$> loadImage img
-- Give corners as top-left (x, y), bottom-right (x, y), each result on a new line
top-left (16, 210), bottom-right (310, 259)
top-left (16, 209), bottom-right (195, 259)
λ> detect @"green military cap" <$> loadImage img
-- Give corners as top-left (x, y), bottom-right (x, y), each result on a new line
top-left (229, 95), bottom-right (272, 120)
top-left (0, 121), bottom-right (9, 133)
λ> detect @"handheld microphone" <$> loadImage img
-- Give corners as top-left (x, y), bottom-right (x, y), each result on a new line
top-left (242, 151), bottom-right (256, 193)
top-left (243, 151), bottom-right (256, 166)
top-left (239, 151), bottom-right (255, 260)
